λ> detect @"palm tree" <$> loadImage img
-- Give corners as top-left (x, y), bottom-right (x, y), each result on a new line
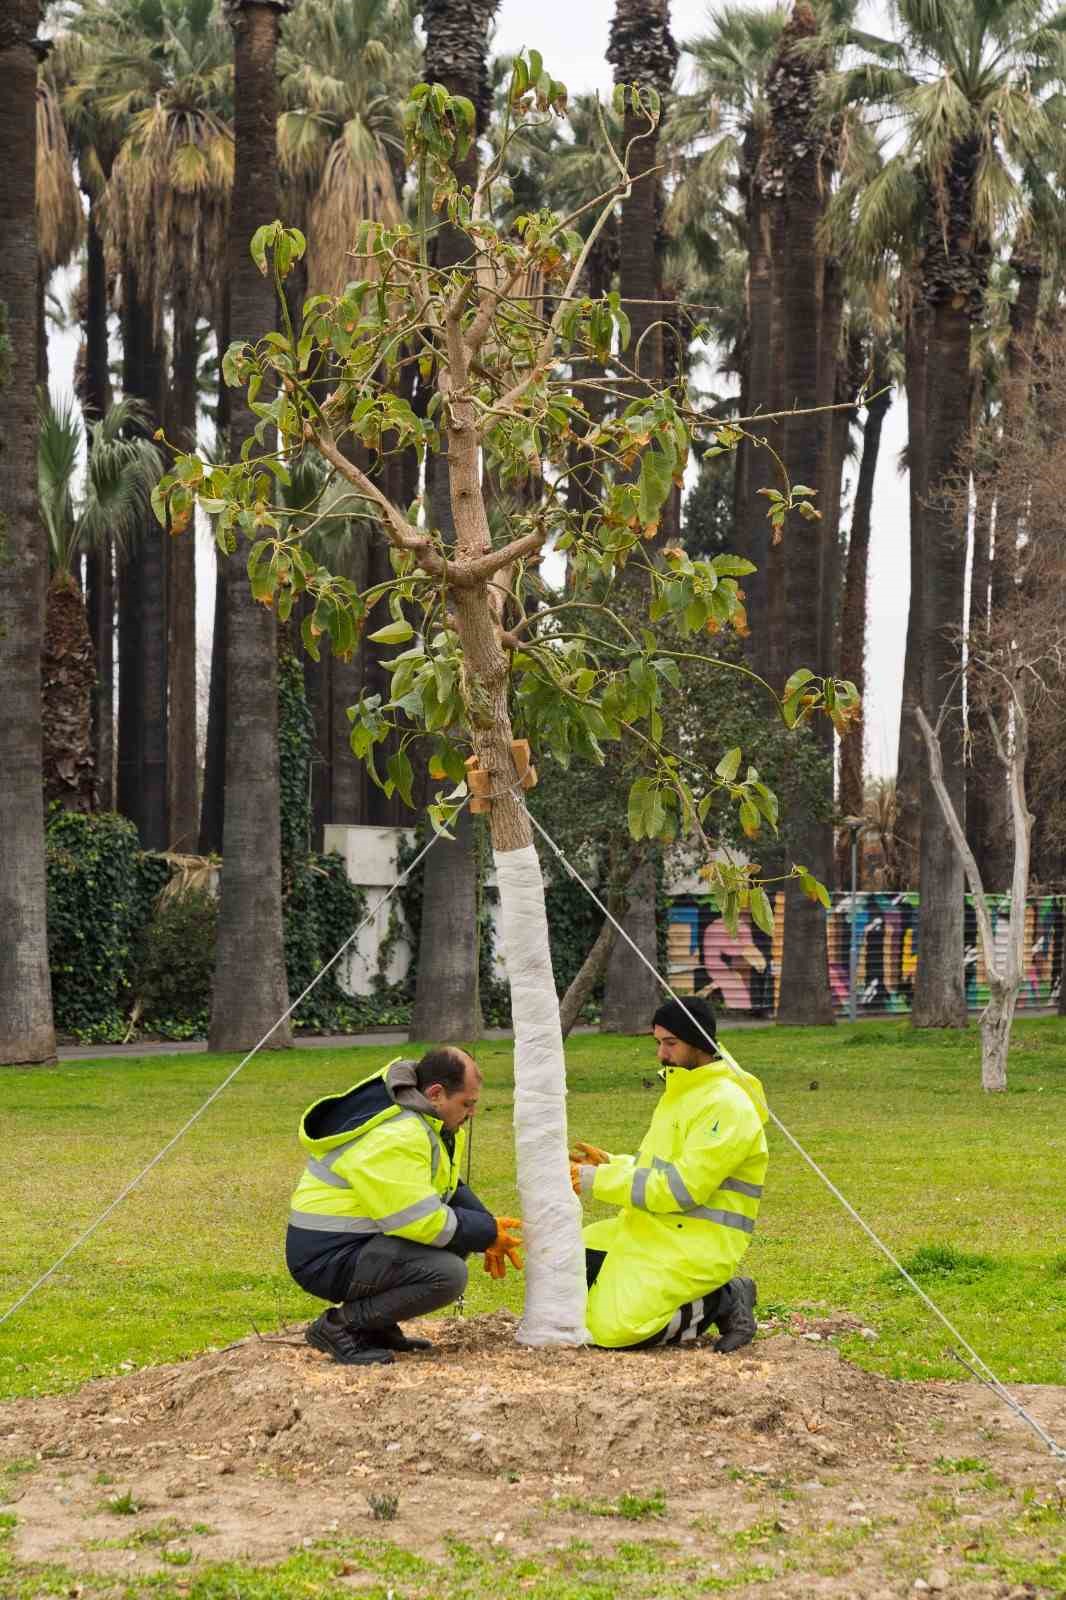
top-left (69, 0), bottom-right (235, 851)
top-left (0, 0), bottom-right (57, 1067)
top-left (208, 0), bottom-right (294, 1053)
top-left (832, 0), bottom-right (1066, 1026)
top-left (407, 0), bottom-right (501, 1045)
top-left (36, 63), bottom-right (84, 387)
top-left (671, 4), bottom-right (786, 674)
top-left (278, 0), bottom-right (415, 298)
top-left (38, 394), bottom-right (162, 812)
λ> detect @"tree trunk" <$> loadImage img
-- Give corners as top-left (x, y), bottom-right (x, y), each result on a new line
top-left (118, 265), bottom-right (168, 848)
top-left (167, 296), bottom-right (200, 850)
top-left (409, 1), bottom-right (503, 1041)
top-left (816, 254), bottom-right (845, 681)
top-left (769, 5), bottom-right (834, 1026)
top-left (894, 296), bottom-right (928, 887)
top-left (199, 304), bottom-right (230, 856)
top-left (979, 984), bottom-right (1013, 1093)
top-left (912, 301), bottom-right (971, 1029)
top-left (559, 914), bottom-right (619, 1039)
top-left (965, 480), bottom-right (994, 884)
top-left (409, 804), bottom-right (483, 1041)
top-left (42, 577), bottom-right (97, 811)
top-left (739, 133), bottom-right (774, 675)
top-left (836, 372), bottom-right (891, 864)
top-left (208, 0), bottom-right (292, 1053)
top-left (83, 202), bottom-right (115, 809)
top-left (0, 0), bottom-right (56, 1066)
top-left (600, 857), bottom-right (662, 1032)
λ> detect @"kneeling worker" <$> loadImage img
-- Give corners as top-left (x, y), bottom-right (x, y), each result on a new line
top-left (287, 1047), bottom-right (522, 1366)
top-left (570, 997), bottom-right (767, 1353)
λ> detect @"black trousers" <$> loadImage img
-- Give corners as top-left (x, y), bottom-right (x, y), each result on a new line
top-left (584, 1248), bottom-right (728, 1349)
top-left (336, 1235), bottom-right (468, 1334)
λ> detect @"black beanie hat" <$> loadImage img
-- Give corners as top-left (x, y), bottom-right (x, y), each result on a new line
top-left (651, 997), bottom-right (717, 1053)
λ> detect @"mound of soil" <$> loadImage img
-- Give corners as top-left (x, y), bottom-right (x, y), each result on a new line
top-left (3, 1313), bottom-right (1065, 1595)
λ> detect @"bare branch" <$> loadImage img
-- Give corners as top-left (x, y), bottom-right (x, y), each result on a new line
top-left (916, 706), bottom-right (998, 976)
top-left (311, 428), bottom-right (446, 577)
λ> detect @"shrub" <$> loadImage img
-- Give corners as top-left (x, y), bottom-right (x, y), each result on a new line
top-left (130, 887), bottom-right (218, 1039)
top-left (46, 808), bottom-right (166, 1041)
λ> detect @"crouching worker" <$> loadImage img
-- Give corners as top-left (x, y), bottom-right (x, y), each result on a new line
top-left (570, 998), bottom-right (767, 1354)
top-left (287, 1047), bottom-right (523, 1366)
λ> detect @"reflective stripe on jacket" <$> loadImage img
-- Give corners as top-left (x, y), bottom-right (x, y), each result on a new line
top-left (581, 1060), bottom-right (769, 1348)
top-left (289, 1067), bottom-right (466, 1251)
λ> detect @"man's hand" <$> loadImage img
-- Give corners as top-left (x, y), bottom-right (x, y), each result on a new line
top-left (569, 1141), bottom-right (609, 1166)
top-left (569, 1162), bottom-right (584, 1196)
top-left (484, 1216), bottom-right (523, 1280)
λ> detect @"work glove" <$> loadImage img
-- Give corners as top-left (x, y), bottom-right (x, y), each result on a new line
top-left (484, 1216), bottom-right (523, 1280)
top-left (569, 1141), bottom-right (610, 1166)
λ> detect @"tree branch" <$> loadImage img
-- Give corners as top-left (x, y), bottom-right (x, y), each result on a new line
top-left (915, 706), bottom-right (999, 979)
top-left (311, 428), bottom-right (446, 577)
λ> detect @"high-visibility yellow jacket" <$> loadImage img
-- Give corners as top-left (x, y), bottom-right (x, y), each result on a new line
top-left (285, 1062), bottom-right (496, 1303)
top-left (578, 1059), bottom-right (769, 1348)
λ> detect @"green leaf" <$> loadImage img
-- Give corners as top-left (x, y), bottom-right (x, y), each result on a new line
top-left (636, 442), bottom-right (674, 526)
top-left (367, 619), bottom-right (415, 646)
top-left (385, 749), bottom-right (415, 808)
top-left (715, 746), bottom-right (741, 782)
top-left (750, 886), bottom-right (774, 936)
top-left (783, 667), bottom-right (816, 699)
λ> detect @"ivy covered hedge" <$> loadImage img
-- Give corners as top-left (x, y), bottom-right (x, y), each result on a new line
top-left (46, 808), bottom-right (167, 1041)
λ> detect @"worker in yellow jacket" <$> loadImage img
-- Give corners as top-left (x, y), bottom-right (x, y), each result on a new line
top-left (287, 1047), bottom-right (522, 1366)
top-left (570, 997), bottom-right (767, 1352)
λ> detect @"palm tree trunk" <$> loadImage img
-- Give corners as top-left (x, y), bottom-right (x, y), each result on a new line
top-left (816, 254), bottom-right (845, 680)
top-left (408, 0), bottom-right (503, 1043)
top-left (167, 296), bottom-right (200, 850)
top-left (42, 577), bottom-right (97, 811)
top-left (836, 371), bottom-right (891, 855)
top-left (895, 292), bottom-right (927, 887)
top-left (912, 309), bottom-right (971, 1028)
top-left (740, 135), bottom-right (776, 681)
top-left (769, 3), bottom-right (834, 1026)
top-left (0, 0), bottom-right (56, 1065)
top-left (208, 0), bottom-right (292, 1052)
top-left (83, 202), bottom-right (115, 809)
top-left (965, 478), bottom-right (993, 880)
top-left (117, 264), bottom-right (168, 848)
top-left (199, 302), bottom-right (230, 855)
top-left (982, 250), bottom-right (1042, 893)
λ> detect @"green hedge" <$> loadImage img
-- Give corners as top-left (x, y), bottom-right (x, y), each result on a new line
top-left (45, 808), bottom-right (167, 1041)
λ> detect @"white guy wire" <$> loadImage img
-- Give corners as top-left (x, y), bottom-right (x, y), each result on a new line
top-left (0, 807), bottom-right (467, 1331)
top-left (525, 805), bottom-right (1066, 1460)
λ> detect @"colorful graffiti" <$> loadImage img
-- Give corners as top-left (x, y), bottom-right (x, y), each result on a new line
top-left (667, 892), bottom-right (1065, 1017)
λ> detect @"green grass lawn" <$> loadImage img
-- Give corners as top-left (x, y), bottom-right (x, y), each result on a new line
top-left (1, 1016), bottom-right (1065, 1400)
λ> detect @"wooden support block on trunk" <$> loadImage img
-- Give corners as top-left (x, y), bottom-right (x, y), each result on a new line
top-left (510, 738), bottom-right (538, 792)
top-left (465, 754), bottom-right (493, 814)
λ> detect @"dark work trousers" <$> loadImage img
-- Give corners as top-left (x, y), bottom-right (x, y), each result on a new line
top-left (338, 1236), bottom-right (468, 1334)
top-left (584, 1248), bottom-right (728, 1349)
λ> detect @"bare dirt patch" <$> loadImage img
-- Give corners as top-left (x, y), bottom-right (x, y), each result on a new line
top-left (2, 1312), bottom-right (1065, 1596)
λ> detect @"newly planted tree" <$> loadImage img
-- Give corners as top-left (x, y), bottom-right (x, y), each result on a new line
top-left (153, 60), bottom-right (855, 1339)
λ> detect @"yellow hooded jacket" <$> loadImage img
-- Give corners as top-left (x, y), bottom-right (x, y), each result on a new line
top-left (578, 1058), bottom-right (769, 1348)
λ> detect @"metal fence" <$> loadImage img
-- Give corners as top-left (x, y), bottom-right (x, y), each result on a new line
top-left (666, 891), bottom-right (1065, 1018)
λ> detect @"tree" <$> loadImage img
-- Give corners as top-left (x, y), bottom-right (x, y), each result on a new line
top-left (207, 0), bottom-right (295, 1054)
top-left (37, 394), bottom-right (161, 812)
top-left (153, 59), bottom-right (853, 1336)
top-left (601, 0), bottom-right (680, 1034)
top-left (832, 0), bottom-right (1066, 1026)
top-left (409, 0), bottom-right (500, 1045)
top-left (0, 0), bottom-right (57, 1067)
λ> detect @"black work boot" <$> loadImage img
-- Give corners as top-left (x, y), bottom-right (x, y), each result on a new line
top-left (712, 1277), bottom-right (757, 1354)
top-left (371, 1323), bottom-right (435, 1353)
top-left (305, 1310), bottom-right (394, 1366)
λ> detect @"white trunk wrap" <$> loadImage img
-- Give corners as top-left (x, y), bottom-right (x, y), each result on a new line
top-left (493, 844), bottom-right (590, 1346)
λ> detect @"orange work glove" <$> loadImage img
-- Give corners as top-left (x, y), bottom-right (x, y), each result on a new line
top-left (569, 1141), bottom-right (610, 1166)
top-left (484, 1216), bottom-right (523, 1280)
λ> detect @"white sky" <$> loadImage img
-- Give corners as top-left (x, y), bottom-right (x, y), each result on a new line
top-left (49, 0), bottom-right (909, 779)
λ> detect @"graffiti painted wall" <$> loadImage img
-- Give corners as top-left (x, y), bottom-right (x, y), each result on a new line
top-left (666, 892), bottom-right (1065, 1017)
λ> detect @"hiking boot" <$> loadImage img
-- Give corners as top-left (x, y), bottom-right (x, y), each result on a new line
top-left (305, 1311), bottom-right (394, 1366)
top-left (712, 1277), bottom-right (757, 1354)
top-left (371, 1324), bottom-right (435, 1353)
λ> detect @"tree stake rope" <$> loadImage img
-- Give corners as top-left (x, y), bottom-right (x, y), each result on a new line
top-left (523, 805), bottom-right (1066, 1462)
top-left (0, 812), bottom-right (467, 1332)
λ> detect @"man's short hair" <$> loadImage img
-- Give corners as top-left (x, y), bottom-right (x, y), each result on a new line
top-left (415, 1046), bottom-right (471, 1094)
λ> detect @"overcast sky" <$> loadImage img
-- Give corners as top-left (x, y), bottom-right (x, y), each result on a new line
top-left (49, 0), bottom-right (910, 779)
